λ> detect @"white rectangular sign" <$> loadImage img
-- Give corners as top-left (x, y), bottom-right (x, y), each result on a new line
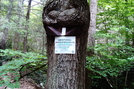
top-left (55, 36), bottom-right (76, 54)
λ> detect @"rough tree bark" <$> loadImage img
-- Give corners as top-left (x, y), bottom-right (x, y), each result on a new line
top-left (42, 0), bottom-right (90, 89)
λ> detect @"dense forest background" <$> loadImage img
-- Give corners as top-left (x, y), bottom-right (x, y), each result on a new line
top-left (0, 0), bottom-right (134, 89)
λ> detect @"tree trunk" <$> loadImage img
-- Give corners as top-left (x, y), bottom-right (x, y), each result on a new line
top-left (23, 0), bottom-right (32, 52)
top-left (87, 0), bottom-right (98, 55)
top-left (0, 32), bottom-right (6, 49)
top-left (3, 0), bottom-right (14, 49)
top-left (42, 0), bottom-right (90, 89)
top-left (13, 0), bottom-right (24, 50)
top-left (86, 0), bottom-right (98, 89)
top-left (45, 33), bottom-right (88, 89)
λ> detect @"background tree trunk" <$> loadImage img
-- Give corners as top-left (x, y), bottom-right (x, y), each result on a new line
top-left (86, 0), bottom-right (98, 89)
top-left (23, 0), bottom-right (32, 52)
top-left (3, 0), bottom-right (14, 49)
top-left (43, 0), bottom-right (90, 89)
top-left (13, 0), bottom-right (24, 50)
top-left (87, 0), bottom-right (98, 54)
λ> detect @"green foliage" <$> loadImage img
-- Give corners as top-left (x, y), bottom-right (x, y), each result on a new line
top-left (0, 0), bottom-right (46, 53)
top-left (0, 0), bottom-right (47, 88)
top-left (87, 0), bottom-right (134, 88)
top-left (86, 55), bottom-right (134, 77)
top-left (86, 29), bottom-right (134, 88)
top-left (87, 26), bottom-right (134, 88)
top-left (0, 49), bottom-right (47, 88)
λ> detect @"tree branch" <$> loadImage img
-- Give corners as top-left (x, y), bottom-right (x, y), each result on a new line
top-left (19, 62), bottom-right (48, 80)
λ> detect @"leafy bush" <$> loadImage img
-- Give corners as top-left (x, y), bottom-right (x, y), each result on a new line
top-left (0, 49), bottom-right (47, 88)
top-left (86, 25), bottom-right (134, 89)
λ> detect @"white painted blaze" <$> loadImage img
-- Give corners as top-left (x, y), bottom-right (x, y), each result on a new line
top-left (61, 27), bottom-right (66, 35)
